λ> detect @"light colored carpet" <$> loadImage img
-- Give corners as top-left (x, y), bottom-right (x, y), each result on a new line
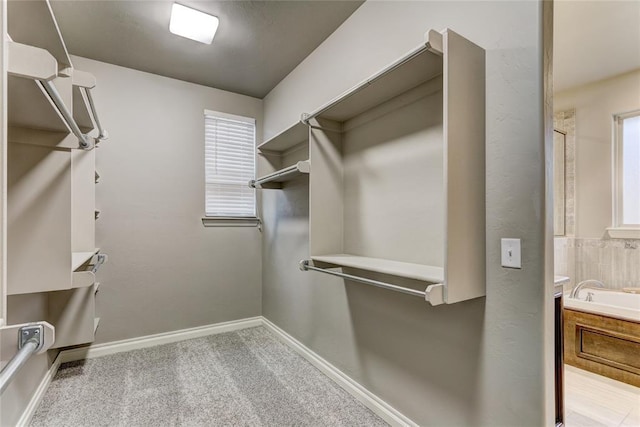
top-left (31, 326), bottom-right (388, 427)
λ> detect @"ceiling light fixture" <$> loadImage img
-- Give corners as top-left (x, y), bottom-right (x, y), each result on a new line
top-left (169, 3), bottom-right (219, 44)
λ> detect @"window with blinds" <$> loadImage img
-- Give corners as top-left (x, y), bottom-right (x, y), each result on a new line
top-left (204, 110), bottom-right (256, 217)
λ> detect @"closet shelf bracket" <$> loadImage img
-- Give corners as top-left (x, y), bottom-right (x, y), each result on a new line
top-left (40, 79), bottom-right (94, 150)
top-left (300, 114), bottom-right (342, 133)
top-left (85, 87), bottom-right (109, 141)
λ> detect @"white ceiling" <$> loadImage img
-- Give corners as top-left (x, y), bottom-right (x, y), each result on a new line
top-left (50, 0), bottom-right (364, 98)
top-left (554, 0), bottom-right (640, 92)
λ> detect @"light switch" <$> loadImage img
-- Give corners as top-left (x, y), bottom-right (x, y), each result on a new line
top-left (501, 238), bottom-right (521, 269)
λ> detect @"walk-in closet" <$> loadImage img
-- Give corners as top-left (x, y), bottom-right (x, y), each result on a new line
top-left (2, 0), bottom-right (634, 426)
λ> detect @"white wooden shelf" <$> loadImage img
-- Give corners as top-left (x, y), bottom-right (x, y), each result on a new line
top-left (251, 160), bottom-right (310, 189)
top-left (306, 44), bottom-right (442, 123)
top-left (7, 0), bottom-right (73, 70)
top-left (311, 254), bottom-right (444, 283)
top-left (258, 121), bottom-right (308, 153)
top-left (7, 42), bottom-right (70, 133)
top-left (72, 248), bottom-right (99, 271)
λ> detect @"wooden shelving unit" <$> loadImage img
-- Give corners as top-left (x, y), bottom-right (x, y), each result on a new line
top-left (306, 29), bottom-right (486, 305)
top-left (4, 0), bottom-right (106, 348)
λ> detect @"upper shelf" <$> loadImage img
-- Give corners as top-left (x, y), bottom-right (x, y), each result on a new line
top-left (7, 42), bottom-right (69, 133)
top-left (257, 121), bottom-right (308, 153)
top-left (7, 0), bottom-right (73, 71)
top-left (311, 254), bottom-right (444, 284)
top-left (305, 44), bottom-right (443, 124)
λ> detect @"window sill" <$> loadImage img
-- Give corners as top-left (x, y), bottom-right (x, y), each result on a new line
top-left (202, 217), bottom-right (261, 227)
top-left (605, 227), bottom-right (640, 239)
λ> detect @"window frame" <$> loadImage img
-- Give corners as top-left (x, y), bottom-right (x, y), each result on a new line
top-left (202, 109), bottom-right (258, 226)
top-left (609, 109), bottom-right (640, 238)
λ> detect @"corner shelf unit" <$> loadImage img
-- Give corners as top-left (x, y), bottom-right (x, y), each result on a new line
top-left (304, 29), bottom-right (486, 305)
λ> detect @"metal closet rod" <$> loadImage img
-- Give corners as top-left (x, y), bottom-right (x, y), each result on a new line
top-left (85, 87), bottom-right (109, 141)
top-left (250, 163), bottom-right (304, 188)
top-left (39, 79), bottom-right (93, 150)
top-left (0, 325), bottom-right (44, 395)
top-left (299, 259), bottom-right (427, 298)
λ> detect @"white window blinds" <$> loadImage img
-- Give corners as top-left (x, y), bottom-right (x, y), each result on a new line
top-left (205, 110), bottom-right (256, 217)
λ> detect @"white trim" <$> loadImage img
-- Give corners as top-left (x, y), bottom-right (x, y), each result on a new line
top-left (16, 353), bottom-right (63, 427)
top-left (203, 109), bottom-right (255, 124)
top-left (606, 227), bottom-right (640, 239)
top-left (612, 109), bottom-right (640, 229)
top-left (18, 316), bottom-right (415, 427)
top-left (58, 317), bottom-right (262, 363)
top-left (201, 217), bottom-right (261, 227)
top-left (262, 318), bottom-right (417, 427)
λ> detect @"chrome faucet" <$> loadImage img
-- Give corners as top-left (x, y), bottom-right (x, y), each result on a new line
top-left (570, 279), bottom-right (606, 299)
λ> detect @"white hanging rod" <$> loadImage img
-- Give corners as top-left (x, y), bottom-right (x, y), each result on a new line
top-left (299, 259), bottom-right (429, 299)
top-left (0, 325), bottom-right (44, 395)
top-left (249, 161), bottom-right (310, 189)
top-left (40, 79), bottom-right (93, 150)
top-left (84, 87), bottom-right (109, 140)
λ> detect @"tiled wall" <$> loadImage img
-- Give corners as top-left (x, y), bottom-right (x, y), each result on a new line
top-left (554, 110), bottom-right (575, 236)
top-left (555, 237), bottom-right (640, 292)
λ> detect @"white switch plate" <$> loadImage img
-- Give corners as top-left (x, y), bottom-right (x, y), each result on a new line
top-left (501, 238), bottom-right (521, 269)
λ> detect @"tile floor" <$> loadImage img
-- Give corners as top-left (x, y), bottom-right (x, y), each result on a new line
top-left (565, 365), bottom-right (640, 427)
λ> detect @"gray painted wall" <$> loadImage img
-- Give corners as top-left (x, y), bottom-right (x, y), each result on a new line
top-left (70, 56), bottom-right (264, 344)
top-left (261, 1), bottom-right (552, 425)
top-left (2, 58), bottom-right (265, 425)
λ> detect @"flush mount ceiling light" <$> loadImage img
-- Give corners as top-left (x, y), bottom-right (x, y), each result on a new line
top-left (169, 3), bottom-right (219, 44)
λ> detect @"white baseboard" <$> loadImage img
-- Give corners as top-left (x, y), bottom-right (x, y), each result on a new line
top-left (19, 316), bottom-right (414, 427)
top-left (16, 354), bottom-right (63, 427)
top-left (261, 318), bottom-right (417, 427)
top-left (58, 316), bottom-right (262, 363)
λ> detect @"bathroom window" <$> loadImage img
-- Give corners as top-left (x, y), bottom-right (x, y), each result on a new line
top-left (612, 110), bottom-right (640, 231)
top-left (204, 110), bottom-right (256, 219)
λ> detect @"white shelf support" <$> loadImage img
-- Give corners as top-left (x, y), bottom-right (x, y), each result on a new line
top-left (40, 79), bottom-right (93, 150)
top-left (84, 88), bottom-right (108, 141)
